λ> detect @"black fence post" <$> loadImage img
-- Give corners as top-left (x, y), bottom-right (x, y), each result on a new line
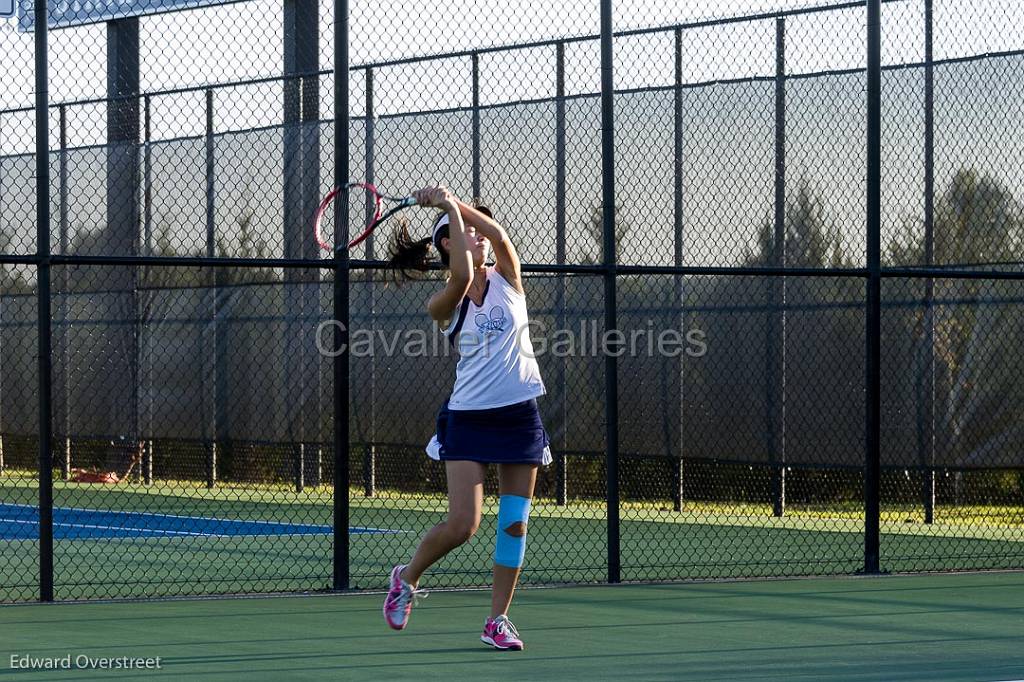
top-left (768, 17), bottom-right (787, 518)
top-left (333, 0), bottom-right (351, 591)
top-left (672, 27), bottom-right (684, 513)
top-left (864, 0), bottom-right (883, 575)
top-left (364, 70), bottom-right (375, 233)
top-left (142, 94), bottom-right (153, 487)
top-left (363, 66), bottom-right (376, 498)
top-left (294, 440), bottom-right (305, 494)
top-left (130, 92), bottom-right (143, 486)
top-left (362, 444), bottom-right (375, 497)
top-left (35, 0), bottom-right (54, 603)
top-left (143, 95), bottom-right (151, 256)
top-left (920, 0), bottom-right (936, 525)
top-left (300, 11), bottom-right (322, 491)
top-left (471, 52), bottom-right (481, 199)
top-left (554, 41), bottom-right (568, 507)
top-left (106, 17), bottom-right (141, 478)
top-left (283, 5), bottom-right (302, 494)
top-left (204, 87), bottom-right (218, 490)
top-left (284, 0), bottom-right (322, 492)
top-left (57, 103), bottom-right (70, 482)
top-left (599, 0), bottom-right (620, 584)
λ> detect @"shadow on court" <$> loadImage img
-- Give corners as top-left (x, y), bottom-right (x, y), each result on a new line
top-left (1, 572), bottom-right (1023, 681)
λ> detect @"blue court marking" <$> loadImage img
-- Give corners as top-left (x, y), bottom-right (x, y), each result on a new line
top-left (0, 503), bottom-right (401, 540)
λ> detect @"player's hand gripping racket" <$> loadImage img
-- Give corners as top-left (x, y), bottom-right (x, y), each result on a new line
top-left (314, 183), bottom-right (417, 252)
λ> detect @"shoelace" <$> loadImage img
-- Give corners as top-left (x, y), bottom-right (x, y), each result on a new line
top-left (392, 583), bottom-right (428, 611)
top-left (493, 616), bottom-right (520, 638)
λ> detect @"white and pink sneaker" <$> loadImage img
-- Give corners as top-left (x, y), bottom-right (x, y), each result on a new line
top-left (383, 565), bottom-right (427, 631)
top-left (481, 614), bottom-right (524, 650)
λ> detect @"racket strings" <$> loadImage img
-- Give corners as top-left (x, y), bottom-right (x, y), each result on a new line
top-left (314, 183), bottom-right (411, 253)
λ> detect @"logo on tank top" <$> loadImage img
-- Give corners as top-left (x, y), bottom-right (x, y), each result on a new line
top-left (475, 306), bottom-right (507, 335)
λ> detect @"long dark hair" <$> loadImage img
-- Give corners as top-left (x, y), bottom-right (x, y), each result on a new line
top-left (387, 203), bottom-right (494, 279)
top-left (387, 213), bottom-right (449, 279)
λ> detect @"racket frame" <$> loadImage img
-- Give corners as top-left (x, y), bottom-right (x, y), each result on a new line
top-left (314, 182), bottom-right (416, 253)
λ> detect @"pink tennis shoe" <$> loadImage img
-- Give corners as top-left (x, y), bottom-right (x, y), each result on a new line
top-left (481, 614), bottom-right (524, 650)
top-left (383, 565), bottom-right (427, 630)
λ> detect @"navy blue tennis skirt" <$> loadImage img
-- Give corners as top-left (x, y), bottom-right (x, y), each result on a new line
top-left (426, 398), bottom-right (552, 466)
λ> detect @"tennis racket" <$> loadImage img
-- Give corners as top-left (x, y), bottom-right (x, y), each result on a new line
top-left (314, 182), bottom-right (417, 253)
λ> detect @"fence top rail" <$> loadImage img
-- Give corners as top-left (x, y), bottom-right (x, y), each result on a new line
top-left (0, 0), bottom-right (901, 118)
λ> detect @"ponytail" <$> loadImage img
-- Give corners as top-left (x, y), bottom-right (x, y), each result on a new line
top-left (387, 205), bottom-right (492, 278)
top-left (387, 219), bottom-right (434, 278)
top-left (387, 212), bottom-right (453, 279)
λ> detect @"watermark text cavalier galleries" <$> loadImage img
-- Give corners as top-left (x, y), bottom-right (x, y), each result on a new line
top-left (10, 654), bottom-right (163, 671)
top-left (315, 319), bottom-right (707, 359)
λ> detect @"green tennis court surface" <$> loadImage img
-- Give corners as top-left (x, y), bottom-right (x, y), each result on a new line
top-left (3, 479), bottom-right (1023, 601)
top-left (1, 572), bottom-right (1022, 680)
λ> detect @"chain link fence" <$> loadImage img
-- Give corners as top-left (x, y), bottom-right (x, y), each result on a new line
top-left (1, 0), bottom-right (1023, 602)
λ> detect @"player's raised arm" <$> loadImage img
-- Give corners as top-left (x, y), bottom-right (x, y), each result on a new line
top-left (387, 186), bottom-right (474, 323)
top-left (455, 200), bottom-right (523, 294)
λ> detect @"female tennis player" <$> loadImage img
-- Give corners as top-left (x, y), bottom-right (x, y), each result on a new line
top-left (382, 185), bottom-right (550, 651)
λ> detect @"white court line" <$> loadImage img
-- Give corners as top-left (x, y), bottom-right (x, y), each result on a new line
top-left (2, 517), bottom-right (385, 538)
top-left (0, 522), bottom-right (377, 542)
top-left (1, 501), bottom-right (407, 532)
top-left (0, 502), bottom-right (332, 528)
top-left (0, 508), bottom-right (407, 536)
top-left (3, 517), bottom-right (234, 537)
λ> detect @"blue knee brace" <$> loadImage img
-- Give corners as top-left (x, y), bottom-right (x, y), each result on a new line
top-left (495, 495), bottom-right (531, 568)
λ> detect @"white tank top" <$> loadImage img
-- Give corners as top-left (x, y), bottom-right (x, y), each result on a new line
top-left (444, 266), bottom-right (546, 410)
